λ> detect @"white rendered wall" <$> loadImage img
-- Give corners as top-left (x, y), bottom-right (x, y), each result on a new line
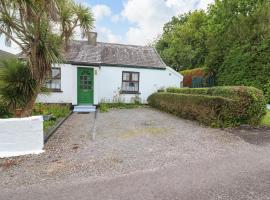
top-left (96, 66), bottom-right (182, 103)
top-left (36, 64), bottom-right (77, 104)
top-left (37, 64), bottom-right (182, 105)
top-left (0, 116), bottom-right (44, 158)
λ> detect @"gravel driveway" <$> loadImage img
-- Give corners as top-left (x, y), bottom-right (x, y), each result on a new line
top-left (1, 107), bottom-right (270, 198)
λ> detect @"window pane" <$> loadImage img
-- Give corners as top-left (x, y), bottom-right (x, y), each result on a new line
top-left (123, 72), bottom-right (130, 81)
top-left (52, 68), bottom-right (61, 79)
top-left (47, 79), bottom-right (61, 89)
top-left (132, 73), bottom-right (139, 81)
top-left (122, 81), bottom-right (139, 92)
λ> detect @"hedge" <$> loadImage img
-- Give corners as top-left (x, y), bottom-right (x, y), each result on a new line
top-left (148, 86), bottom-right (266, 127)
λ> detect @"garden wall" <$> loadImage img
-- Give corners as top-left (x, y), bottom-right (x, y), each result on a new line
top-left (0, 116), bottom-right (44, 158)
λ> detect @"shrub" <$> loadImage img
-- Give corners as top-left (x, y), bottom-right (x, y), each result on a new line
top-left (0, 100), bottom-right (12, 118)
top-left (148, 86), bottom-right (266, 127)
top-left (0, 59), bottom-right (38, 113)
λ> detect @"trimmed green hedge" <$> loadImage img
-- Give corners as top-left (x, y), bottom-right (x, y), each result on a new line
top-left (148, 86), bottom-right (266, 127)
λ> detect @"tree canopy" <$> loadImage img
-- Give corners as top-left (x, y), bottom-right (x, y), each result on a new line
top-left (155, 0), bottom-right (270, 101)
top-left (0, 0), bottom-right (94, 115)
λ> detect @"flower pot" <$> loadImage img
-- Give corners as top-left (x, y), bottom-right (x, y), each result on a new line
top-left (15, 108), bottom-right (23, 117)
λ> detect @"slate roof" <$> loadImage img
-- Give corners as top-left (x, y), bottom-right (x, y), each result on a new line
top-left (64, 41), bottom-right (166, 69)
top-left (0, 50), bottom-right (16, 59)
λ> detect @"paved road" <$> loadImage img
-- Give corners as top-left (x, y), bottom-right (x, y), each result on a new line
top-left (1, 108), bottom-right (270, 199)
top-left (2, 149), bottom-right (270, 200)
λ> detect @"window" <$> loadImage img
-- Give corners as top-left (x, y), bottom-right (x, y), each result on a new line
top-left (46, 68), bottom-right (61, 91)
top-left (79, 74), bottom-right (92, 90)
top-left (121, 71), bottom-right (140, 93)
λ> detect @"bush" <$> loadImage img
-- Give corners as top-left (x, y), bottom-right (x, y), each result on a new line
top-left (148, 86), bottom-right (266, 127)
top-left (0, 59), bottom-right (37, 112)
top-left (0, 100), bottom-right (12, 118)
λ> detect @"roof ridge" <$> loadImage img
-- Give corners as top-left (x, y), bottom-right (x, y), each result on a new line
top-left (71, 40), bottom-right (152, 48)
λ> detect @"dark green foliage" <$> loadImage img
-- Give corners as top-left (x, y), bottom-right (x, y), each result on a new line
top-left (155, 11), bottom-right (208, 71)
top-left (216, 38), bottom-right (270, 102)
top-left (0, 59), bottom-right (37, 111)
top-left (149, 86), bottom-right (266, 127)
top-left (155, 0), bottom-right (270, 101)
top-left (0, 100), bottom-right (12, 118)
top-left (206, 0), bottom-right (270, 102)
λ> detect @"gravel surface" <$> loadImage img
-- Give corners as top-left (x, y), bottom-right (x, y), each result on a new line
top-left (1, 107), bottom-right (270, 191)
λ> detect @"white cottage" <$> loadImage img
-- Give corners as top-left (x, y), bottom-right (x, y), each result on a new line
top-left (37, 33), bottom-right (182, 111)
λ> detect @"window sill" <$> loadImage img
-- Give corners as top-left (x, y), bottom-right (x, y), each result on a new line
top-left (120, 91), bottom-right (141, 94)
top-left (48, 89), bottom-right (63, 93)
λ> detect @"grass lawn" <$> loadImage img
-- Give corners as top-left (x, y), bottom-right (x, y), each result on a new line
top-left (32, 104), bottom-right (71, 132)
top-left (261, 110), bottom-right (270, 127)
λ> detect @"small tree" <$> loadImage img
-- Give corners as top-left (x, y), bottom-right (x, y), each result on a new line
top-left (0, 59), bottom-right (37, 111)
top-left (0, 0), bottom-right (94, 116)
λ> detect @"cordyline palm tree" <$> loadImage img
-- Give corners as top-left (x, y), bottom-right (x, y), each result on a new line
top-left (0, 0), bottom-right (94, 116)
top-left (0, 59), bottom-right (37, 111)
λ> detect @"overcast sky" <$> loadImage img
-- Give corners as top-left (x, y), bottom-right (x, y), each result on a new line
top-left (0, 0), bottom-right (214, 54)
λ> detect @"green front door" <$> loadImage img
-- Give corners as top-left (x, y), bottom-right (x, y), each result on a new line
top-left (77, 68), bottom-right (94, 104)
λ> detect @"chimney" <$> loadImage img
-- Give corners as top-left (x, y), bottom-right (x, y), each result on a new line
top-left (88, 32), bottom-right (97, 46)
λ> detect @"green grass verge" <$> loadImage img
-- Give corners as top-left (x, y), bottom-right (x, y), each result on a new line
top-left (32, 103), bottom-right (70, 132)
top-left (261, 110), bottom-right (270, 127)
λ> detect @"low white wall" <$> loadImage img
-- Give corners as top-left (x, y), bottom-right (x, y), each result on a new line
top-left (0, 116), bottom-right (44, 158)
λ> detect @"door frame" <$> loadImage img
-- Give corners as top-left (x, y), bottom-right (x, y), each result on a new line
top-left (77, 67), bottom-right (94, 105)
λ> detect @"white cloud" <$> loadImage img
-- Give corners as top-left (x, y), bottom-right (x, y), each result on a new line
top-left (92, 4), bottom-right (112, 21)
top-left (95, 27), bottom-right (121, 43)
top-left (111, 14), bottom-right (121, 23)
top-left (121, 0), bottom-right (214, 45)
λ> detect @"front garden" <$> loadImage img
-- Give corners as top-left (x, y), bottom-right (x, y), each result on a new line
top-left (32, 103), bottom-right (71, 133)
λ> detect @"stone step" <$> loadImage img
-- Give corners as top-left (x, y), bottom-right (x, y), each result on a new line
top-left (73, 105), bottom-right (96, 113)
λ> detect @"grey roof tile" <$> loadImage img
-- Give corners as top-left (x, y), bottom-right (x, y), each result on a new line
top-left (65, 41), bottom-right (166, 69)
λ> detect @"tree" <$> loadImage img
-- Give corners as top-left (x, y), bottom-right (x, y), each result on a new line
top-left (0, 0), bottom-right (94, 116)
top-left (155, 11), bottom-right (208, 71)
top-left (0, 59), bottom-right (37, 112)
top-left (208, 0), bottom-right (270, 101)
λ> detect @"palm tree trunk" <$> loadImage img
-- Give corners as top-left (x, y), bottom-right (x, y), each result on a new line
top-left (21, 92), bottom-right (39, 117)
top-left (21, 49), bottom-right (45, 117)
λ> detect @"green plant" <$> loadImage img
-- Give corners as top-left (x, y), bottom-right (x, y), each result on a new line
top-left (32, 103), bottom-right (70, 132)
top-left (32, 103), bottom-right (70, 118)
top-left (261, 110), bottom-right (270, 127)
top-left (0, 0), bottom-right (94, 116)
top-left (99, 103), bottom-right (109, 113)
top-left (99, 102), bottom-right (142, 112)
top-left (0, 59), bottom-right (38, 113)
top-left (149, 86), bottom-right (266, 127)
top-left (0, 100), bottom-right (12, 118)
top-left (44, 120), bottom-right (57, 132)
